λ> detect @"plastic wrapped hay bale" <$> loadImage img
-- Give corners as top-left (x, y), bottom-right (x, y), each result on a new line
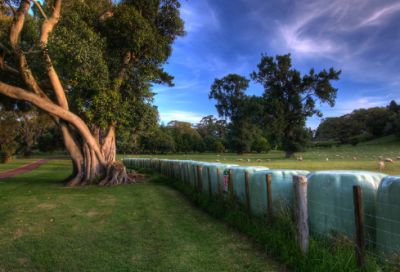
top-left (376, 176), bottom-right (400, 255)
top-left (223, 166), bottom-right (269, 206)
top-left (202, 164), bottom-right (239, 195)
top-left (307, 171), bottom-right (387, 243)
top-left (250, 170), bottom-right (310, 216)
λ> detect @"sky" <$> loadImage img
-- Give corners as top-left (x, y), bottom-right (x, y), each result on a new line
top-left (153, 0), bottom-right (400, 129)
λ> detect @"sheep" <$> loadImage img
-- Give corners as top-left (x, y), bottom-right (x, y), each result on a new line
top-left (397, 157), bottom-right (400, 161)
top-left (378, 162), bottom-right (385, 169)
top-left (353, 157), bottom-right (357, 160)
top-left (379, 156), bottom-right (383, 160)
top-left (364, 156), bottom-right (367, 158)
top-left (256, 159), bottom-right (262, 162)
top-left (217, 155), bottom-right (220, 157)
top-left (340, 156), bottom-right (344, 159)
top-left (297, 157), bottom-right (303, 161)
top-left (223, 158), bottom-right (226, 161)
top-left (336, 155), bottom-right (339, 157)
top-left (385, 158), bottom-right (394, 163)
top-left (326, 158), bottom-right (329, 161)
top-left (372, 156), bottom-right (376, 159)
top-left (216, 160), bottom-right (220, 163)
top-left (266, 159), bottom-right (270, 162)
top-left (247, 159), bottom-right (250, 162)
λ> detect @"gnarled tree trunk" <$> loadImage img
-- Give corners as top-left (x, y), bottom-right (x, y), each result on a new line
top-left (0, 0), bottom-right (135, 187)
top-left (285, 127), bottom-right (295, 158)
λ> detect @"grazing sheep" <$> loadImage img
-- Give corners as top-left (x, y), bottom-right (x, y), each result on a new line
top-left (256, 159), bottom-right (262, 162)
top-left (378, 162), bottom-right (385, 169)
top-left (397, 157), bottom-right (400, 161)
top-left (340, 157), bottom-right (344, 159)
top-left (373, 156), bottom-right (376, 159)
top-left (318, 155), bottom-right (321, 157)
top-left (379, 156), bottom-right (383, 160)
top-left (223, 158), bottom-right (226, 161)
top-left (247, 159), bottom-right (250, 162)
top-left (353, 157), bottom-right (357, 160)
top-left (266, 159), bottom-right (270, 162)
top-left (216, 160), bottom-right (220, 163)
top-left (385, 158), bottom-right (394, 163)
top-left (297, 157), bottom-right (303, 161)
top-left (364, 156), bottom-right (367, 158)
top-left (217, 155), bottom-right (220, 157)
top-left (326, 158), bottom-right (329, 161)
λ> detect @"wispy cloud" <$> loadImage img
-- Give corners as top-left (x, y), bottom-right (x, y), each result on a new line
top-left (159, 110), bottom-right (207, 124)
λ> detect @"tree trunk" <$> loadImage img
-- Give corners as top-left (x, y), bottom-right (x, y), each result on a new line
top-left (285, 127), bottom-right (295, 158)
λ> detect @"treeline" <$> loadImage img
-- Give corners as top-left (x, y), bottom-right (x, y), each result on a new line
top-left (315, 100), bottom-right (400, 144)
top-left (116, 117), bottom-right (272, 155)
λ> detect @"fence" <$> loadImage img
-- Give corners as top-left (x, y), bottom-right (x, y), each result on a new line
top-left (123, 158), bottom-right (400, 268)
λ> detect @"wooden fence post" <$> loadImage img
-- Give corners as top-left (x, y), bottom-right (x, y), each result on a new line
top-left (198, 165), bottom-right (203, 194)
top-left (353, 185), bottom-right (366, 270)
top-left (193, 165), bottom-right (196, 187)
top-left (208, 167), bottom-right (212, 197)
top-left (150, 159), bottom-right (152, 169)
top-left (229, 169), bottom-right (235, 210)
top-left (266, 174), bottom-right (273, 226)
top-left (245, 171), bottom-right (251, 222)
top-left (172, 162), bottom-right (175, 179)
top-left (162, 161), bottom-right (165, 175)
top-left (217, 169), bottom-right (223, 205)
top-left (159, 161), bottom-right (161, 174)
top-left (187, 164), bottom-right (190, 186)
top-left (293, 175), bottom-right (309, 255)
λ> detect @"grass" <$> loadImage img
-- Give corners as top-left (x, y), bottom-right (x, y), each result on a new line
top-left (0, 159), bottom-right (287, 272)
top-left (0, 151), bottom-right (66, 173)
top-left (119, 138), bottom-right (400, 176)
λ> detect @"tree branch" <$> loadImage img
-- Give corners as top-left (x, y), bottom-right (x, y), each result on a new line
top-left (0, 81), bottom-right (105, 165)
top-left (31, 0), bottom-right (47, 19)
top-left (4, 0), bottom-right (16, 16)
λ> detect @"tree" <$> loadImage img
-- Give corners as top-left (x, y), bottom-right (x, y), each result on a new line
top-left (167, 120), bottom-right (201, 138)
top-left (197, 138), bottom-right (206, 153)
top-left (181, 132), bottom-right (193, 153)
top-left (171, 126), bottom-right (183, 153)
top-left (251, 137), bottom-right (271, 153)
top-left (250, 53), bottom-right (341, 158)
top-left (209, 74), bottom-right (259, 154)
top-left (37, 126), bottom-right (63, 155)
top-left (18, 109), bottom-right (52, 151)
top-left (161, 135), bottom-right (175, 154)
top-left (0, 0), bottom-right (185, 186)
top-left (0, 110), bottom-right (20, 154)
top-left (203, 135), bottom-right (215, 152)
top-left (192, 134), bottom-right (200, 153)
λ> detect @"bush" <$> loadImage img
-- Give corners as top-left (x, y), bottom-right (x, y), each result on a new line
top-left (21, 147), bottom-right (33, 158)
top-left (349, 137), bottom-right (360, 146)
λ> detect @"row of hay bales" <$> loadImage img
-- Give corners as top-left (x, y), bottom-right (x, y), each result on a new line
top-left (122, 158), bottom-right (399, 255)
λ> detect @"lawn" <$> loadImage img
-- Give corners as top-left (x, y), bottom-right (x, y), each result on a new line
top-left (0, 159), bottom-right (287, 272)
top-left (0, 151), bottom-right (67, 173)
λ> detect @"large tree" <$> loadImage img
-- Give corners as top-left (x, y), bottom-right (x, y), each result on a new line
top-left (250, 53), bottom-right (341, 158)
top-left (0, 0), bottom-right (185, 186)
top-left (209, 74), bottom-right (259, 155)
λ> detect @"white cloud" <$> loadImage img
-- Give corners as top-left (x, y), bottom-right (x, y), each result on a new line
top-left (159, 110), bottom-right (207, 124)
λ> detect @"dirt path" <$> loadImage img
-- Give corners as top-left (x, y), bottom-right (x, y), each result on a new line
top-left (0, 156), bottom-right (67, 180)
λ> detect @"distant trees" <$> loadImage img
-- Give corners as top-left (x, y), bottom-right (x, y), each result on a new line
top-left (252, 137), bottom-right (271, 153)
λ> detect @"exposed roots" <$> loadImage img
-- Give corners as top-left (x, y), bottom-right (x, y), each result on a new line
top-left (98, 162), bottom-right (136, 186)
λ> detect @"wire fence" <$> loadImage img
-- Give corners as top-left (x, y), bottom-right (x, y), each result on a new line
top-left (123, 158), bottom-right (400, 267)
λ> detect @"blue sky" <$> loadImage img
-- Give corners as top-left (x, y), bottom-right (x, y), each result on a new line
top-left (153, 0), bottom-right (400, 129)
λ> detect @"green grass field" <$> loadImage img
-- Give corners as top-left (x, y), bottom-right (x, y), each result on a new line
top-left (119, 139), bottom-right (400, 176)
top-left (0, 151), bottom-right (66, 173)
top-left (0, 159), bottom-right (287, 272)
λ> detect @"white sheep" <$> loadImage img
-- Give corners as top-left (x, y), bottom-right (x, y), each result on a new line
top-left (247, 159), bottom-right (250, 162)
top-left (353, 157), bottom-right (357, 161)
top-left (378, 162), bottom-right (384, 169)
top-left (326, 158), bottom-right (329, 161)
top-left (340, 156), bottom-right (344, 159)
top-left (266, 159), bottom-right (270, 162)
top-left (223, 158), bottom-right (226, 161)
top-left (217, 155), bottom-right (220, 157)
top-left (216, 160), bottom-right (220, 163)
top-left (385, 158), bottom-right (394, 163)
top-left (297, 157), bottom-right (303, 161)
top-left (256, 159), bottom-right (262, 162)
